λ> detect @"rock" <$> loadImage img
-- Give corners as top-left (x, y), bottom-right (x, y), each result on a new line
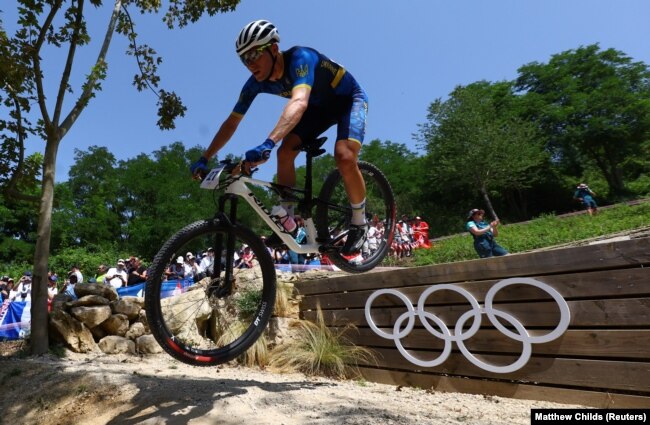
top-left (70, 305), bottom-right (112, 329)
top-left (98, 336), bottom-right (136, 354)
top-left (121, 296), bottom-right (145, 308)
top-left (74, 282), bottom-right (119, 301)
top-left (160, 286), bottom-right (212, 344)
top-left (51, 293), bottom-right (74, 312)
top-left (125, 322), bottom-right (146, 340)
top-left (70, 295), bottom-right (110, 307)
top-left (90, 325), bottom-right (107, 341)
top-left (100, 314), bottom-right (130, 336)
top-left (49, 309), bottom-right (100, 353)
top-left (110, 299), bottom-right (141, 320)
top-left (136, 335), bottom-right (163, 354)
top-left (266, 317), bottom-right (299, 346)
top-left (138, 309), bottom-right (150, 333)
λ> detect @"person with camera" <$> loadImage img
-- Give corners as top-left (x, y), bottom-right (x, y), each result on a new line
top-left (12, 271), bottom-right (33, 302)
top-left (465, 208), bottom-right (509, 258)
top-left (573, 183), bottom-right (598, 216)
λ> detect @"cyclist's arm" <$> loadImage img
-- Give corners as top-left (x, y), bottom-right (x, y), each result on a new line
top-left (203, 113), bottom-right (242, 159)
top-left (268, 85), bottom-right (310, 143)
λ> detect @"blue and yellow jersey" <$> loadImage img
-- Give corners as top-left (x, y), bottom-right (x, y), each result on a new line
top-left (232, 46), bottom-right (366, 117)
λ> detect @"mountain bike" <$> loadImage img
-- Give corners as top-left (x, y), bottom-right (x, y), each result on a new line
top-left (144, 137), bottom-right (396, 366)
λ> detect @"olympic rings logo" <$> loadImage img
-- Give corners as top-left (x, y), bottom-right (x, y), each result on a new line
top-left (364, 277), bottom-right (571, 374)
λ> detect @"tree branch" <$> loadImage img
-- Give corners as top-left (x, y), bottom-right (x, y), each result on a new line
top-left (60, 0), bottom-right (123, 135)
top-left (53, 0), bottom-right (86, 127)
top-left (31, 0), bottom-right (64, 130)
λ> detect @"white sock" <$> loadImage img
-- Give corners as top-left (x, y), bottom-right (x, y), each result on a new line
top-left (350, 199), bottom-right (366, 226)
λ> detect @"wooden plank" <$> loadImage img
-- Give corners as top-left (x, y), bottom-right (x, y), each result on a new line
top-left (299, 267), bottom-right (650, 311)
top-left (343, 329), bottom-right (650, 359)
top-left (302, 298), bottom-right (650, 328)
top-left (358, 367), bottom-right (650, 408)
top-left (361, 348), bottom-right (650, 392)
top-left (295, 238), bottom-right (650, 295)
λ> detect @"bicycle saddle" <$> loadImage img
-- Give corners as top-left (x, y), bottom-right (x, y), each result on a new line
top-left (294, 137), bottom-right (328, 158)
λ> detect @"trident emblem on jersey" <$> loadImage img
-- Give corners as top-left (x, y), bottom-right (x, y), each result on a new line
top-left (296, 64), bottom-right (309, 77)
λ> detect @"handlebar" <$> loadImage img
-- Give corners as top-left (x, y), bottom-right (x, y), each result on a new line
top-left (194, 159), bottom-right (258, 182)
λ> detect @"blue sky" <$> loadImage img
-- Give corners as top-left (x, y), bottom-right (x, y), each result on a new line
top-left (3, 0), bottom-right (650, 183)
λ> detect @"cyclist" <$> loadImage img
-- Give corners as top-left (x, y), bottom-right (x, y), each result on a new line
top-left (190, 19), bottom-right (369, 255)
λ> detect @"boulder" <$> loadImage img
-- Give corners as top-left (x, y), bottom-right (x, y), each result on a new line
top-left (51, 293), bottom-right (75, 312)
top-left (160, 286), bottom-right (212, 344)
top-left (125, 322), bottom-right (146, 340)
top-left (90, 325), bottom-right (107, 341)
top-left (49, 309), bottom-right (100, 353)
top-left (100, 314), bottom-right (130, 336)
top-left (136, 335), bottom-right (163, 354)
top-left (70, 305), bottom-right (112, 329)
top-left (121, 295), bottom-right (145, 308)
top-left (138, 309), bottom-right (150, 333)
top-left (98, 335), bottom-right (136, 354)
top-left (70, 295), bottom-right (110, 307)
top-left (75, 282), bottom-right (119, 301)
top-left (110, 299), bottom-right (141, 320)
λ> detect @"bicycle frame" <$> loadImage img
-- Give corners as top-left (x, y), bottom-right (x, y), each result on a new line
top-left (221, 175), bottom-right (321, 255)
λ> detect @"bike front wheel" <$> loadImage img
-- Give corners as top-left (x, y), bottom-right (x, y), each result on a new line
top-left (144, 220), bottom-right (276, 366)
top-left (315, 161), bottom-right (396, 273)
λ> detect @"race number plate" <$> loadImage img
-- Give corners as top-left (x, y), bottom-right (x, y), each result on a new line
top-left (200, 165), bottom-right (226, 190)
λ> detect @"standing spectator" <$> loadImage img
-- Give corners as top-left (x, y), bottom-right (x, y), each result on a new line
top-left (0, 276), bottom-right (9, 301)
top-left (412, 216), bottom-right (431, 249)
top-left (465, 208), bottom-right (508, 258)
top-left (183, 252), bottom-right (204, 281)
top-left (63, 273), bottom-right (78, 300)
top-left (200, 247), bottom-right (215, 275)
top-left (166, 257), bottom-right (186, 280)
top-left (5, 279), bottom-right (17, 301)
top-left (47, 275), bottom-right (59, 300)
top-left (288, 216), bottom-right (307, 265)
top-left (127, 257), bottom-right (148, 286)
top-left (236, 245), bottom-right (255, 269)
top-left (13, 271), bottom-right (32, 302)
top-left (396, 216), bottom-right (414, 257)
top-left (70, 265), bottom-right (83, 283)
top-left (106, 259), bottom-right (128, 289)
top-left (574, 183), bottom-right (598, 216)
top-left (95, 264), bottom-right (108, 284)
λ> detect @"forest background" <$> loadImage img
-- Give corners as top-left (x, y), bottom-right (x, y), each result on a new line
top-left (2, 43), bottom-right (650, 274)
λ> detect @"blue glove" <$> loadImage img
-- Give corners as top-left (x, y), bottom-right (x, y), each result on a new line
top-left (245, 139), bottom-right (276, 163)
top-left (190, 156), bottom-right (209, 176)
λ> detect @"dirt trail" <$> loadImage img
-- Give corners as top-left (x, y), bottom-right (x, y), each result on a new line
top-left (0, 350), bottom-right (585, 425)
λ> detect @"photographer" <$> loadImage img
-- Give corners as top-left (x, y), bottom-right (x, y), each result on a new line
top-left (465, 209), bottom-right (509, 258)
top-left (13, 271), bottom-right (33, 302)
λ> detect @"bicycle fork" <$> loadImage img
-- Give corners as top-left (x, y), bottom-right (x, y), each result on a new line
top-left (209, 194), bottom-right (239, 298)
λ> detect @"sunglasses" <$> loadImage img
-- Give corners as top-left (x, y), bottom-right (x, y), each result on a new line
top-left (240, 43), bottom-right (271, 66)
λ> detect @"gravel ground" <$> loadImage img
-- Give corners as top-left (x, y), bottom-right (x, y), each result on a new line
top-left (0, 348), bottom-right (585, 425)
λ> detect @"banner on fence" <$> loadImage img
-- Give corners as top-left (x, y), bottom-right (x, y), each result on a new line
top-left (0, 300), bottom-right (31, 340)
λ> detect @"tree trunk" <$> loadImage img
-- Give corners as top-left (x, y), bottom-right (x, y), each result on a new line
top-left (31, 136), bottom-right (60, 355)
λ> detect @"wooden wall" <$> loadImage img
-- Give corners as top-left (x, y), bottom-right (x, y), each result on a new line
top-left (295, 238), bottom-right (650, 407)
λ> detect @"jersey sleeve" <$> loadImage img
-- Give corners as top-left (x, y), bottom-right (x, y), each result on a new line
top-left (288, 48), bottom-right (319, 90)
top-left (232, 77), bottom-right (260, 117)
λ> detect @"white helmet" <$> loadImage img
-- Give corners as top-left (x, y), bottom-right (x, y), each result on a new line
top-left (235, 20), bottom-right (280, 56)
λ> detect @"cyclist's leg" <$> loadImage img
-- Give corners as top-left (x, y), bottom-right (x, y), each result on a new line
top-left (334, 139), bottom-right (365, 203)
top-left (336, 96), bottom-right (369, 254)
top-left (276, 133), bottom-right (302, 188)
top-left (335, 94), bottom-right (368, 205)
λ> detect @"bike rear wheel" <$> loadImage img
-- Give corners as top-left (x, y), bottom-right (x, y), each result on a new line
top-left (144, 220), bottom-right (276, 366)
top-left (315, 161), bottom-right (396, 273)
